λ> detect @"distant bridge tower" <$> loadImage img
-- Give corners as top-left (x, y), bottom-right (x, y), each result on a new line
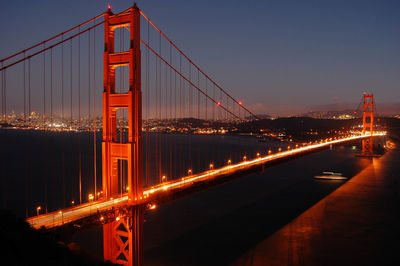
top-left (102, 4), bottom-right (143, 265)
top-left (361, 93), bottom-right (374, 155)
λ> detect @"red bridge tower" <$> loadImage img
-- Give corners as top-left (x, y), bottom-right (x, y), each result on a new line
top-left (102, 4), bottom-right (143, 265)
top-left (361, 93), bottom-right (374, 155)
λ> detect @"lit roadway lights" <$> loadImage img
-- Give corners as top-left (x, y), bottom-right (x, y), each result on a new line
top-left (26, 132), bottom-right (386, 229)
top-left (36, 206), bottom-right (41, 216)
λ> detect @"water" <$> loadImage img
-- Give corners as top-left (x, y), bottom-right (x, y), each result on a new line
top-left (0, 129), bottom-right (285, 217)
top-left (0, 129), bottom-right (372, 264)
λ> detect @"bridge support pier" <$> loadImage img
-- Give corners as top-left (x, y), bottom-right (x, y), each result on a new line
top-left (102, 4), bottom-right (143, 265)
top-left (104, 207), bottom-right (144, 265)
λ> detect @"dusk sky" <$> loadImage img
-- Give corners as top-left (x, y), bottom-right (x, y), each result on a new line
top-left (1, 0), bottom-right (399, 116)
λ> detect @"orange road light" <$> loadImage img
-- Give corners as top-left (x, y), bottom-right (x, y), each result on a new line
top-left (209, 163), bottom-right (214, 170)
top-left (36, 206), bottom-right (41, 216)
top-left (88, 194), bottom-right (94, 202)
top-left (188, 169), bottom-right (192, 175)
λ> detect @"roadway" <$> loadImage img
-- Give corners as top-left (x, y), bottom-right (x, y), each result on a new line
top-left (27, 133), bottom-right (385, 229)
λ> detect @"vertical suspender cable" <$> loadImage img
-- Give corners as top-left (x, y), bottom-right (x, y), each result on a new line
top-left (50, 48), bottom-right (53, 125)
top-left (165, 46), bottom-right (168, 179)
top-left (197, 70), bottom-right (201, 169)
top-left (88, 28), bottom-right (93, 196)
top-left (43, 44), bottom-right (46, 123)
top-left (179, 54), bottom-right (182, 120)
top-left (187, 65), bottom-right (190, 171)
top-left (61, 37), bottom-right (64, 120)
top-left (28, 59), bottom-right (31, 116)
top-left (197, 70), bottom-right (200, 118)
top-left (188, 63), bottom-right (192, 171)
top-left (212, 84), bottom-right (215, 165)
top-left (93, 22), bottom-right (97, 198)
top-left (174, 70), bottom-right (177, 178)
top-left (23, 53), bottom-right (26, 119)
top-left (61, 36), bottom-right (66, 208)
top-left (226, 94), bottom-right (228, 121)
top-left (197, 69), bottom-right (200, 171)
top-left (1, 62), bottom-right (2, 118)
top-left (205, 78), bottom-right (210, 166)
top-left (179, 53), bottom-right (183, 177)
top-left (50, 48), bottom-right (54, 210)
top-left (43, 44), bottom-right (48, 213)
top-left (88, 29), bottom-right (91, 130)
top-left (159, 31), bottom-right (162, 182)
top-left (169, 42), bottom-right (172, 178)
top-left (155, 36), bottom-right (158, 183)
top-left (77, 27), bottom-right (82, 205)
top-left (169, 43), bottom-right (172, 120)
top-left (28, 59), bottom-right (32, 213)
top-left (163, 47), bottom-right (169, 179)
top-left (3, 68), bottom-right (5, 119)
top-left (23, 54), bottom-right (27, 217)
top-left (1, 66), bottom-right (7, 209)
top-left (78, 27), bottom-right (82, 205)
top-left (212, 84), bottom-right (215, 121)
top-left (145, 20), bottom-right (149, 186)
top-left (70, 39), bottom-right (73, 203)
top-left (189, 63), bottom-right (191, 118)
top-left (205, 78), bottom-right (207, 121)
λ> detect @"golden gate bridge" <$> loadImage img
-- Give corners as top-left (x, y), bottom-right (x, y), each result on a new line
top-left (0, 4), bottom-right (385, 265)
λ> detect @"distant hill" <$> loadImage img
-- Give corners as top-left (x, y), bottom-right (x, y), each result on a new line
top-left (245, 114), bottom-right (272, 120)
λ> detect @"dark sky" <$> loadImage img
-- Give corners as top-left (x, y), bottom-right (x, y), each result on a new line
top-left (1, 0), bottom-right (399, 116)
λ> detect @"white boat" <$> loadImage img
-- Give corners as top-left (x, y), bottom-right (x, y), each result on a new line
top-left (314, 171), bottom-right (347, 180)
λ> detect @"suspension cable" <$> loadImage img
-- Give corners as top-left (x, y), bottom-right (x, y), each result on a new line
top-left (0, 20), bottom-right (105, 72)
top-left (0, 13), bottom-right (105, 64)
top-left (141, 40), bottom-right (241, 120)
top-left (140, 10), bottom-right (259, 120)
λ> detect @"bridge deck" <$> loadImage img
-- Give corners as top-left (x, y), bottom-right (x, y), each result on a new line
top-left (27, 134), bottom-right (383, 229)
